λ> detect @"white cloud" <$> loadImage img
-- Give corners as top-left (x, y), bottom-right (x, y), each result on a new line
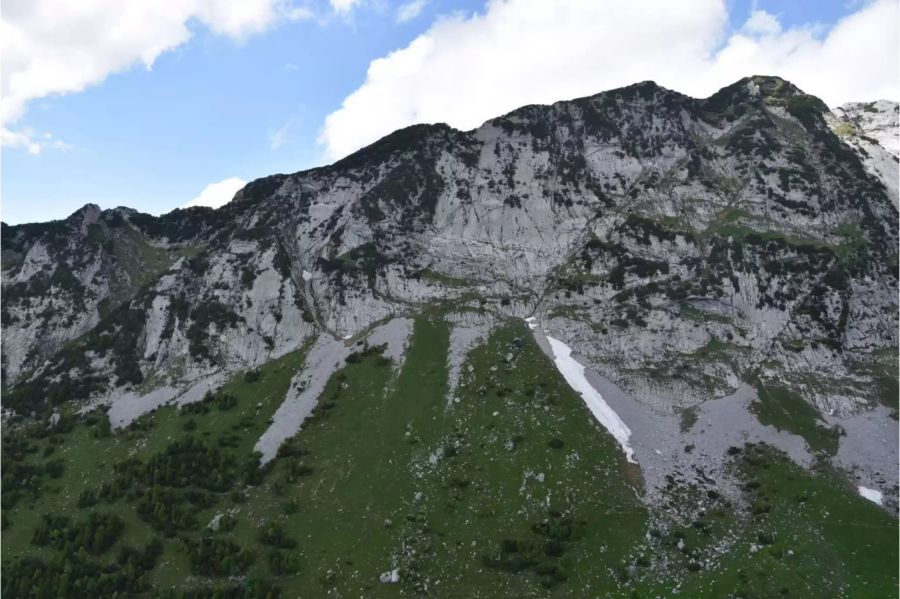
top-left (0, 126), bottom-right (71, 154)
top-left (320, 0), bottom-right (899, 160)
top-left (397, 0), bottom-right (427, 23)
top-left (742, 9), bottom-right (782, 36)
top-left (269, 118), bottom-right (297, 149)
top-left (1, 127), bottom-right (42, 155)
top-left (330, 0), bottom-right (362, 14)
top-left (284, 5), bottom-right (315, 21)
top-left (1, 0), bottom-right (312, 153)
top-left (181, 177), bottom-right (247, 209)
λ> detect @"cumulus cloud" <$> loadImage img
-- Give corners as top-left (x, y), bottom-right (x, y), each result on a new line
top-left (1, 127), bottom-right (72, 155)
top-left (397, 0), bottom-right (427, 23)
top-left (1, 0), bottom-right (310, 153)
top-left (320, 0), bottom-right (899, 160)
top-left (181, 177), bottom-right (247, 209)
top-left (742, 9), bottom-right (782, 36)
top-left (1, 127), bottom-right (42, 155)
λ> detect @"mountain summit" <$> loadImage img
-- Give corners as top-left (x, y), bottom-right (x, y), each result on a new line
top-left (2, 76), bottom-right (898, 596)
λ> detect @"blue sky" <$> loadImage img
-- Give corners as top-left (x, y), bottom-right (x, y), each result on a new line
top-left (2, 0), bottom-right (897, 225)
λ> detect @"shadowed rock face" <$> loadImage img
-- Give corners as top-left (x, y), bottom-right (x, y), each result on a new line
top-left (2, 76), bottom-right (897, 428)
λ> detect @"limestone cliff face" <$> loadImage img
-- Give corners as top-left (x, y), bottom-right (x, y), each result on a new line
top-left (828, 100), bottom-right (899, 208)
top-left (2, 76), bottom-right (897, 421)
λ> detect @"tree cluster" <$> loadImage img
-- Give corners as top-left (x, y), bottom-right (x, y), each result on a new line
top-left (32, 512), bottom-right (124, 555)
top-left (181, 536), bottom-right (256, 577)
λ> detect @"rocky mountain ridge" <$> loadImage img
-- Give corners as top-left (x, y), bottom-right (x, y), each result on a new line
top-left (4, 74), bottom-right (899, 599)
top-left (2, 77), bottom-right (897, 499)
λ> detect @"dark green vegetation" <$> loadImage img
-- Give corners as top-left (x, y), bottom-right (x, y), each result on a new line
top-left (1, 348), bottom-right (307, 597)
top-left (417, 268), bottom-right (469, 288)
top-left (751, 383), bottom-right (843, 456)
top-left (3, 318), bottom-right (896, 597)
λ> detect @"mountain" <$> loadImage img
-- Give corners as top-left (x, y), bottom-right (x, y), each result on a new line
top-left (2, 76), bottom-right (897, 597)
top-left (828, 99), bottom-right (900, 206)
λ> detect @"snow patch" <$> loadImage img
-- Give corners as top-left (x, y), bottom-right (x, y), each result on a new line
top-left (546, 336), bottom-right (635, 463)
top-left (857, 486), bottom-right (883, 505)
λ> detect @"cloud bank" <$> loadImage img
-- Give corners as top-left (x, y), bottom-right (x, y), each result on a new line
top-left (320, 0), bottom-right (899, 160)
top-left (1, 0), bottom-right (312, 153)
top-left (181, 176), bottom-right (247, 209)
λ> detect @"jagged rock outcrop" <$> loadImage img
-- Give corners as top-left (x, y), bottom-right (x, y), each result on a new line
top-left (2, 76), bottom-right (897, 426)
top-left (828, 100), bottom-right (899, 207)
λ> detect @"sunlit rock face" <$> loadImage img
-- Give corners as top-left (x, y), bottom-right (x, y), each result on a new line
top-left (2, 76), bottom-right (897, 425)
top-left (828, 100), bottom-right (899, 208)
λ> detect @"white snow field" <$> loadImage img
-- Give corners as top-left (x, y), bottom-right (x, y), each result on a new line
top-left (546, 336), bottom-right (635, 463)
top-left (857, 486), bottom-right (884, 505)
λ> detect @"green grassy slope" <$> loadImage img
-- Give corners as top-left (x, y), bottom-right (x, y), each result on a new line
top-left (2, 317), bottom-right (896, 597)
top-left (631, 443), bottom-right (897, 598)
